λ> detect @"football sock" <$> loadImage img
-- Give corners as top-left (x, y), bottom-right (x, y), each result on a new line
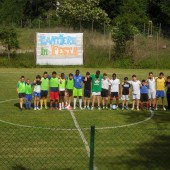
top-left (40, 99), bottom-right (43, 108)
top-left (44, 99), bottom-right (47, 107)
top-left (74, 98), bottom-right (77, 108)
top-left (79, 99), bottom-right (82, 108)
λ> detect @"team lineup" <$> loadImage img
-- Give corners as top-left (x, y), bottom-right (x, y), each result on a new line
top-left (16, 70), bottom-right (170, 111)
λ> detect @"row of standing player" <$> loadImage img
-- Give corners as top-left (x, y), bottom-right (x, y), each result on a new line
top-left (16, 70), bottom-right (170, 111)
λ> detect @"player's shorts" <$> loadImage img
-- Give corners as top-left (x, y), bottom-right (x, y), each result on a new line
top-left (121, 95), bottom-right (129, 101)
top-left (156, 90), bottom-right (165, 98)
top-left (73, 88), bottom-right (83, 97)
top-left (148, 90), bottom-right (156, 99)
top-left (25, 94), bottom-right (32, 101)
top-left (50, 92), bottom-right (59, 101)
top-left (84, 89), bottom-right (91, 98)
top-left (34, 92), bottom-right (40, 97)
top-left (132, 93), bottom-right (140, 100)
top-left (59, 91), bottom-right (65, 97)
top-left (140, 94), bottom-right (149, 102)
top-left (110, 92), bottom-right (119, 99)
top-left (18, 93), bottom-right (25, 98)
top-left (40, 90), bottom-right (48, 98)
top-left (67, 89), bottom-right (73, 97)
top-left (92, 92), bottom-right (101, 96)
top-left (101, 89), bottom-right (109, 97)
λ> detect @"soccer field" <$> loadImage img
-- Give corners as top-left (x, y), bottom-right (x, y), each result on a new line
top-left (0, 68), bottom-right (170, 170)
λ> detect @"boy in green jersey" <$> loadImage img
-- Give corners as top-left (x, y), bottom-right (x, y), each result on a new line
top-left (59, 73), bottom-right (66, 110)
top-left (66, 73), bottom-right (74, 108)
top-left (40, 71), bottom-right (49, 109)
top-left (49, 71), bottom-right (59, 110)
top-left (16, 76), bottom-right (26, 111)
top-left (25, 79), bottom-right (33, 110)
top-left (91, 70), bottom-right (102, 110)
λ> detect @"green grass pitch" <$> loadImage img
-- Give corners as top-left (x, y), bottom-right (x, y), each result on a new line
top-left (0, 68), bottom-right (170, 170)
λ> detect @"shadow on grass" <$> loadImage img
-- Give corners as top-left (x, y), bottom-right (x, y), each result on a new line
top-left (120, 134), bottom-right (170, 170)
top-left (12, 165), bottom-right (30, 170)
top-left (120, 108), bottom-right (170, 128)
top-left (97, 134), bottom-right (170, 170)
top-left (12, 164), bottom-right (72, 170)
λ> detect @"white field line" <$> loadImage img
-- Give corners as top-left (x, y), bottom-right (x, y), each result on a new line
top-left (0, 98), bottom-right (154, 131)
top-left (95, 110), bottom-right (154, 130)
top-left (69, 110), bottom-right (98, 170)
top-left (0, 99), bottom-right (18, 103)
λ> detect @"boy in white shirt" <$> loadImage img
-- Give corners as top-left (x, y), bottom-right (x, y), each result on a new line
top-left (101, 73), bottom-right (110, 109)
top-left (109, 73), bottom-right (121, 109)
top-left (33, 75), bottom-right (41, 110)
top-left (129, 75), bottom-right (141, 111)
top-left (147, 72), bottom-right (156, 110)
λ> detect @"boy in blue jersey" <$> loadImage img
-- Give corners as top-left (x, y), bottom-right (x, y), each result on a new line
top-left (73, 70), bottom-right (84, 110)
top-left (140, 80), bottom-right (149, 109)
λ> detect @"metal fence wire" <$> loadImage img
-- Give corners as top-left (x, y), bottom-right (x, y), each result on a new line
top-left (0, 119), bottom-right (170, 170)
top-left (0, 126), bottom-right (90, 170)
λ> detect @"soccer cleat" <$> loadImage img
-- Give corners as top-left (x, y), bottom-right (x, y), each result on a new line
top-left (50, 107), bottom-right (53, 111)
top-left (34, 107), bottom-right (37, 111)
top-left (122, 107), bottom-right (124, 111)
top-left (80, 107), bottom-right (83, 110)
top-left (163, 107), bottom-right (166, 111)
top-left (91, 107), bottom-right (94, 110)
top-left (131, 107), bottom-right (134, 110)
top-left (106, 107), bottom-right (108, 109)
top-left (103, 106), bottom-right (105, 109)
top-left (40, 107), bottom-right (43, 110)
top-left (137, 108), bottom-right (140, 111)
top-left (87, 106), bottom-right (90, 110)
top-left (84, 106), bottom-right (87, 110)
top-left (59, 108), bottom-right (62, 111)
top-left (20, 108), bottom-right (23, 111)
top-left (36, 107), bottom-right (40, 110)
top-left (73, 107), bottom-right (76, 110)
top-left (45, 106), bottom-right (48, 110)
top-left (55, 107), bottom-right (59, 110)
top-left (155, 107), bottom-right (158, 111)
top-left (98, 107), bottom-right (101, 110)
top-left (126, 106), bottom-right (129, 110)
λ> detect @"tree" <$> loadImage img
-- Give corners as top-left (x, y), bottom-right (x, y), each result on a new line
top-left (0, 0), bottom-right (25, 25)
top-left (112, 20), bottom-right (138, 58)
top-left (111, 0), bottom-right (148, 58)
top-left (0, 27), bottom-right (19, 61)
top-left (58, 0), bottom-right (110, 28)
top-left (148, 0), bottom-right (170, 28)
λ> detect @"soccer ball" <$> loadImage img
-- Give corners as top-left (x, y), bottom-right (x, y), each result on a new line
top-left (112, 105), bottom-right (117, 110)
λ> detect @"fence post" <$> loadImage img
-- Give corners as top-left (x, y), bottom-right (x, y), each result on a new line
top-left (89, 126), bottom-right (95, 170)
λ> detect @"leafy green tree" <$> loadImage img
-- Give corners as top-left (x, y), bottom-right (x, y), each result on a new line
top-left (111, 0), bottom-right (148, 58)
top-left (58, 0), bottom-right (110, 27)
top-left (0, 0), bottom-right (25, 24)
top-left (0, 27), bottom-right (19, 61)
top-left (112, 20), bottom-right (138, 58)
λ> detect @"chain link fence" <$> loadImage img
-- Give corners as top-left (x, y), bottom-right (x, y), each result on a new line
top-left (0, 125), bottom-right (90, 170)
top-left (1, 113), bottom-right (170, 170)
top-left (94, 119), bottom-right (170, 170)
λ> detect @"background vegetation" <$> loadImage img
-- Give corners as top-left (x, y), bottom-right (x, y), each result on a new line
top-left (0, 0), bottom-right (170, 68)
